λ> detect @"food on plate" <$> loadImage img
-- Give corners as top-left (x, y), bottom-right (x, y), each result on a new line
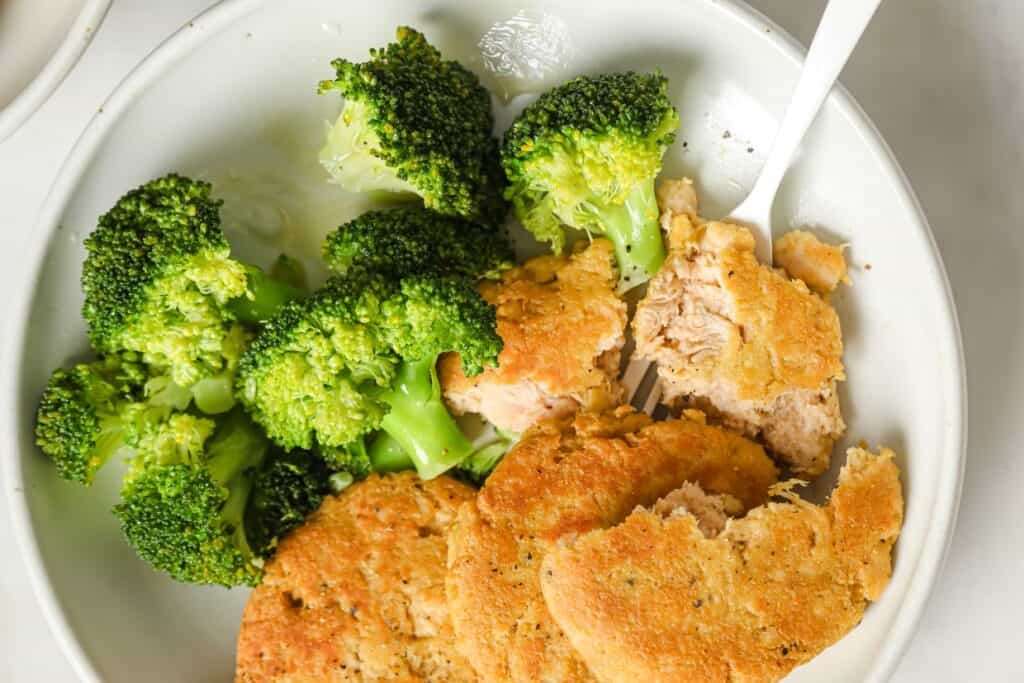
top-left (81, 174), bottom-right (303, 412)
top-left (34, 174), bottom-right (337, 585)
top-left (647, 480), bottom-right (741, 538)
top-left (236, 472), bottom-right (477, 682)
top-left (634, 179), bottom-right (845, 476)
top-left (502, 72), bottom-right (680, 291)
top-left (541, 447), bottom-right (903, 683)
top-left (34, 354), bottom-right (147, 484)
top-left (318, 26), bottom-right (506, 226)
top-left (439, 239), bottom-right (627, 433)
top-left (322, 206), bottom-right (514, 281)
top-left (112, 408), bottom-right (334, 587)
top-left (113, 409), bottom-right (271, 586)
top-left (32, 22), bottom-right (907, 676)
top-left (774, 229), bottom-right (849, 294)
top-left (236, 268), bottom-right (501, 478)
top-left (244, 449), bottom-right (333, 557)
top-left (446, 408), bottom-right (779, 682)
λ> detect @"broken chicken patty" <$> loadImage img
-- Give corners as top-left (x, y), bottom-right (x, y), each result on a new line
top-left (235, 472), bottom-right (478, 682)
top-left (541, 447), bottom-right (903, 683)
top-left (440, 239), bottom-right (627, 434)
top-left (634, 179), bottom-right (846, 477)
top-left (446, 408), bottom-right (779, 683)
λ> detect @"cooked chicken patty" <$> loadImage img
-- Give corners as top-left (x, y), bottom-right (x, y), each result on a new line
top-left (446, 408), bottom-right (779, 683)
top-left (774, 230), bottom-right (849, 295)
top-left (440, 239), bottom-right (627, 433)
top-left (236, 472), bottom-right (477, 682)
top-left (541, 447), bottom-right (903, 683)
top-left (635, 179), bottom-right (846, 476)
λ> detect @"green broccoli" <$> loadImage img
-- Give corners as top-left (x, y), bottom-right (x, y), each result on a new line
top-left (235, 276), bottom-right (398, 455)
top-left (82, 174), bottom-right (303, 409)
top-left (323, 207), bottom-right (514, 281)
top-left (456, 429), bottom-right (518, 484)
top-left (370, 425), bottom-right (516, 485)
top-left (34, 355), bottom-right (145, 484)
top-left (114, 409), bottom-right (270, 587)
top-left (318, 26), bottom-right (507, 226)
top-left (502, 72), bottom-right (680, 291)
top-left (236, 271), bottom-right (500, 480)
top-left (245, 449), bottom-right (331, 556)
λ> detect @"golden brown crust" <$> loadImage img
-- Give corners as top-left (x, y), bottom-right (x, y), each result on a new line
top-left (446, 409), bottom-right (779, 683)
top-left (636, 181), bottom-right (846, 476)
top-left (235, 473), bottom-right (478, 683)
top-left (774, 230), bottom-right (849, 294)
top-left (540, 448), bottom-right (903, 683)
top-left (439, 239), bottom-right (627, 433)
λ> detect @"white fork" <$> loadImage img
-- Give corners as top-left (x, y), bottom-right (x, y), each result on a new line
top-left (625, 0), bottom-right (883, 414)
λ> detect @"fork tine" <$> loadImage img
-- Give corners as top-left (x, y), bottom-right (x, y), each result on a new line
top-left (641, 378), bottom-right (663, 416)
top-left (622, 357), bottom-right (650, 403)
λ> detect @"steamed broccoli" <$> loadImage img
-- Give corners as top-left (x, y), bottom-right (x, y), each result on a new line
top-left (82, 174), bottom-right (303, 411)
top-left (245, 449), bottom-right (331, 556)
top-left (322, 207), bottom-right (514, 281)
top-left (114, 409), bottom-right (270, 587)
top-left (34, 355), bottom-right (145, 484)
top-left (502, 72), bottom-right (680, 290)
top-left (370, 425), bottom-right (516, 485)
top-left (456, 429), bottom-right (518, 484)
top-left (236, 271), bottom-right (500, 480)
top-left (318, 26), bottom-right (507, 225)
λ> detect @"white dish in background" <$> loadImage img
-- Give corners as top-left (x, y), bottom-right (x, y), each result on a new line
top-left (0, 0), bottom-right (965, 681)
top-left (0, 0), bottom-right (111, 143)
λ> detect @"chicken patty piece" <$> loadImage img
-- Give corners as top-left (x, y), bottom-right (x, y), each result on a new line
top-left (635, 180), bottom-right (846, 477)
top-left (446, 408), bottom-right (779, 683)
top-left (774, 230), bottom-right (849, 294)
top-left (541, 447), bottom-right (903, 683)
top-left (236, 472), bottom-right (478, 682)
top-left (439, 239), bottom-right (627, 433)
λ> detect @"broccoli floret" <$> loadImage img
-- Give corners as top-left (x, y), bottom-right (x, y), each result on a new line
top-left (114, 409), bottom-right (269, 587)
top-left (245, 449), bottom-right (331, 556)
top-left (502, 72), bottom-right (680, 291)
top-left (237, 271), bottom-right (501, 480)
top-left (235, 277), bottom-right (399, 452)
top-left (82, 174), bottom-right (303, 394)
top-left (35, 355), bottom-right (145, 484)
top-left (318, 438), bottom-right (374, 478)
top-left (318, 26), bottom-right (507, 225)
top-left (322, 207), bottom-right (513, 281)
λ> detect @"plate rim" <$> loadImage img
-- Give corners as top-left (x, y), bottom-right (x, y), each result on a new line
top-left (0, 0), bottom-right (113, 143)
top-left (0, 0), bottom-right (967, 680)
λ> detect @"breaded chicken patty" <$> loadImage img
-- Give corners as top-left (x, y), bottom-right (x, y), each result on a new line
top-left (773, 230), bottom-right (849, 295)
top-left (541, 448), bottom-right (903, 683)
top-left (446, 408), bottom-right (779, 683)
top-left (634, 179), bottom-right (845, 476)
top-left (440, 239), bottom-right (627, 433)
top-left (236, 472), bottom-right (477, 682)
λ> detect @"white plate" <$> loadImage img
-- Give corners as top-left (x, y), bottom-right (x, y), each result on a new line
top-left (1, 0), bottom-right (966, 681)
top-left (0, 0), bottom-right (111, 143)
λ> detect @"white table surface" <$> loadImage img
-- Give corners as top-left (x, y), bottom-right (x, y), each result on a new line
top-left (1, 0), bottom-right (1022, 680)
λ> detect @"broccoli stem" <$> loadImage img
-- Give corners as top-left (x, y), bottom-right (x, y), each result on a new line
top-left (204, 410), bottom-right (270, 488)
top-left (190, 372), bottom-right (236, 415)
top-left (378, 357), bottom-right (472, 480)
top-left (593, 181), bottom-right (665, 292)
top-left (91, 417), bottom-right (130, 477)
top-left (202, 411), bottom-right (270, 563)
top-left (368, 432), bottom-right (415, 472)
top-left (229, 264), bottom-right (305, 325)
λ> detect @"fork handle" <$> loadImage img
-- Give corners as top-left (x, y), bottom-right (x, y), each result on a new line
top-left (730, 0), bottom-right (883, 261)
